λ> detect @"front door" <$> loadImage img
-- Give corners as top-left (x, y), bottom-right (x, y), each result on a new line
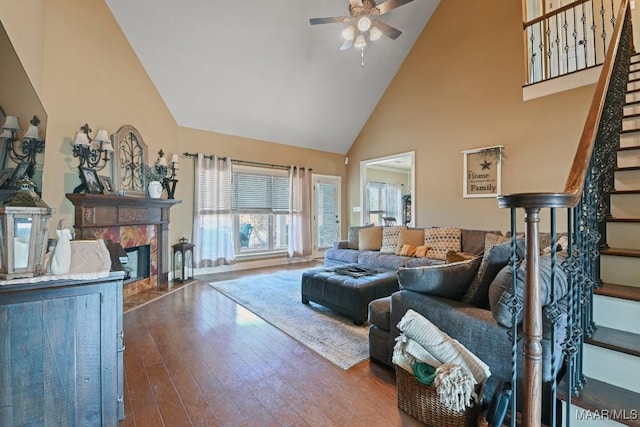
top-left (312, 174), bottom-right (341, 259)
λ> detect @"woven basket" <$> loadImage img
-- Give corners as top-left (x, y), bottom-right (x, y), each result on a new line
top-left (396, 367), bottom-right (482, 427)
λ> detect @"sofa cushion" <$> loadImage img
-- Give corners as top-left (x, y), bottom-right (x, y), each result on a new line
top-left (324, 248), bottom-right (362, 264)
top-left (398, 244), bottom-right (417, 257)
top-left (380, 226), bottom-right (405, 253)
top-left (424, 227), bottom-right (461, 261)
top-left (461, 234), bottom-right (512, 308)
top-left (461, 229), bottom-right (502, 256)
top-left (359, 226), bottom-right (383, 251)
top-left (395, 228), bottom-right (426, 254)
top-left (368, 296), bottom-right (392, 330)
top-left (489, 256), bottom-right (569, 327)
top-left (445, 250), bottom-right (477, 263)
top-left (396, 256), bottom-right (482, 300)
top-left (357, 251), bottom-right (410, 270)
top-left (403, 257), bottom-right (444, 268)
top-left (414, 245), bottom-right (430, 258)
top-left (347, 224), bottom-right (374, 249)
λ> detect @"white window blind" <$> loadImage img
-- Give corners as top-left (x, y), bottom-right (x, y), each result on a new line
top-left (232, 165), bottom-right (289, 213)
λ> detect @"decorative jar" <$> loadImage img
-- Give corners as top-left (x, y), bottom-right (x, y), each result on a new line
top-left (148, 181), bottom-right (163, 199)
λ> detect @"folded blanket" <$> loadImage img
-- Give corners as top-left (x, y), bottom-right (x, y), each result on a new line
top-left (396, 309), bottom-right (491, 384)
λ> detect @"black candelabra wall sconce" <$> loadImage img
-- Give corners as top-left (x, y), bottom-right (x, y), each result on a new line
top-left (0, 114), bottom-right (45, 179)
top-left (71, 123), bottom-right (114, 193)
top-left (154, 149), bottom-right (179, 199)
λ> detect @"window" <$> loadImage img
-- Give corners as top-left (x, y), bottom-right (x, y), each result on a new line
top-left (232, 165), bottom-right (289, 254)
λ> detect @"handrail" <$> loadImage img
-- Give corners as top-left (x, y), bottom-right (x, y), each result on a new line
top-left (499, 0), bottom-right (629, 210)
top-left (523, 0), bottom-right (591, 28)
top-left (498, 1), bottom-right (630, 425)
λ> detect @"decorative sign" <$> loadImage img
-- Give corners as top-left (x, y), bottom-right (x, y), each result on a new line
top-left (462, 145), bottom-right (503, 198)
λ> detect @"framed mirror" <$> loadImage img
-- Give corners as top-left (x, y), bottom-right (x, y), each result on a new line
top-left (0, 19), bottom-right (47, 196)
top-left (111, 125), bottom-right (148, 197)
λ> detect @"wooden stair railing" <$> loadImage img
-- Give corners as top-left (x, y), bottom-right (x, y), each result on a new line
top-left (498, 1), bottom-right (632, 426)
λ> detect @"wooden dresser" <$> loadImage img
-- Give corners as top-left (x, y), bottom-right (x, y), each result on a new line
top-left (0, 272), bottom-right (125, 425)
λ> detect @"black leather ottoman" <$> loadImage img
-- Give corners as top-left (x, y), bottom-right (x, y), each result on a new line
top-left (301, 264), bottom-right (399, 325)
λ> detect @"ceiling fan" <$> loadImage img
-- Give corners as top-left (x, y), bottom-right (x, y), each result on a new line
top-left (309, 0), bottom-right (415, 51)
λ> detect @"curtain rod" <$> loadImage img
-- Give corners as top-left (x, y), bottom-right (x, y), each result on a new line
top-left (182, 152), bottom-right (312, 171)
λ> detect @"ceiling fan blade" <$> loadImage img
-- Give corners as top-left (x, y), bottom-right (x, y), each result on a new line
top-left (375, 20), bottom-right (402, 39)
top-left (340, 38), bottom-right (354, 51)
top-left (309, 16), bottom-right (349, 25)
top-left (376, 0), bottom-right (415, 15)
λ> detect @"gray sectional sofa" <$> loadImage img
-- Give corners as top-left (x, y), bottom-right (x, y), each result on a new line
top-left (325, 224), bottom-right (569, 420)
top-left (324, 227), bottom-right (494, 270)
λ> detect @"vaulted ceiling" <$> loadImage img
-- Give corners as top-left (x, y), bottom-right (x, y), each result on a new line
top-left (105, 0), bottom-right (439, 154)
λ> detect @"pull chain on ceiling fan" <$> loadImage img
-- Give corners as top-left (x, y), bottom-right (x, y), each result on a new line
top-left (309, 0), bottom-right (415, 66)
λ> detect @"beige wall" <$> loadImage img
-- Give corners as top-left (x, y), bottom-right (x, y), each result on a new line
top-left (173, 126), bottom-right (346, 241)
top-left (346, 0), bottom-right (596, 233)
top-left (0, 0), bottom-right (346, 253)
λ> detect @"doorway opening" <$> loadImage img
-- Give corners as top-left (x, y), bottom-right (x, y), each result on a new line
top-left (360, 152), bottom-right (415, 227)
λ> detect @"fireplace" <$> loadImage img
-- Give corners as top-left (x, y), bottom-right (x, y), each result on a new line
top-left (124, 245), bottom-right (151, 284)
top-left (66, 193), bottom-right (181, 297)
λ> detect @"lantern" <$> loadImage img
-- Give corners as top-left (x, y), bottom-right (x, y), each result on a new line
top-left (0, 178), bottom-right (54, 279)
top-left (172, 237), bottom-right (194, 283)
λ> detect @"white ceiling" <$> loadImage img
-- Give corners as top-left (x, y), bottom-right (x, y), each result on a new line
top-left (105, 0), bottom-right (439, 155)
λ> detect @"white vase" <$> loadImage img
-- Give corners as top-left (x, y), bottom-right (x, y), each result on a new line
top-left (148, 181), bottom-right (163, 199)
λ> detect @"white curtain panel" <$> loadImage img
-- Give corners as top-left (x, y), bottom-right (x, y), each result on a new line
top-left (288, 166), bottom-right (312, 257)
top-left (193, 153), bottom-right (235, 266)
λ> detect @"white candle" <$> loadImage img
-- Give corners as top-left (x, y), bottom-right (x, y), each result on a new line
top-left (171, 154), bottom-right (179, 164)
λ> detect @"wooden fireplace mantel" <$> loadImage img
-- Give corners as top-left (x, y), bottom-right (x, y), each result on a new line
top-left (66, 193), bottom-right (181, 285)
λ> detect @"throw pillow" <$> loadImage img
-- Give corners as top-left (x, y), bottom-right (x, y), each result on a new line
top-left (461, 232), bottom-right (513, 308)
top-left (395, 228), bottom-right (426, 255)
top-left (414, 245), bottom-right (431, 258)
top-left (347, 224), bottom-right (374, 249)
top-left (380, 225), bottom-right (406, 253)
top-left (396, 256), bottom-right (482, 300)
top-left (399, 244), bottom-right (417, 257)
top-left (358, 226), bottom-right (383, 251)
top-left (445, 250), bottom-right (478, 264)
top-left (488, 256), bottom-right (569, 328)
top-left (423, 227), bottom-right (461, 261)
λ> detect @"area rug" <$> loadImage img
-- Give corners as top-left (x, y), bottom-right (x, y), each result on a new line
top-left (209, 269), bottom-right (369, 370)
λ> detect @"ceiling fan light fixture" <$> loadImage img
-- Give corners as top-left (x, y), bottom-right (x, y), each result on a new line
top-left (369, 25), bottom-right (382, 41)
top-left (357, 16), bottom-right (371, 32)
top-left (354, 34), bottom-right (367, 49)
top-left (342, 26), bottom-right (355, 41)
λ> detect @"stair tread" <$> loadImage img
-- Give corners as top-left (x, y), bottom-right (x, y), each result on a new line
top-left (596, 282), bottom-right (640, 301)
top-left (587, 326), bottom-right (640, 357)
top-left (624, 99), bottom-right (640, 107)
top-left (607, 217), bottom-right (640, 222)
top-left (558, 376), bottom-right (640, 426)
top-left (615, 166), bottom-right (640, 171)
top-left (601, 247), bottom-right (640, 257)
top-left (611, 189), bottom-right (640, 194)
top-left (618, 145), bottom-right (640, 151)
top-left (623, 112), bottom-right (640, 119)
top-left (620, 128), bottom-right (640, 134)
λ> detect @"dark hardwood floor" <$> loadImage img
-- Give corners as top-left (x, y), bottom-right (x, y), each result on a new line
top-left (121, 262), bottom-right (422, 426)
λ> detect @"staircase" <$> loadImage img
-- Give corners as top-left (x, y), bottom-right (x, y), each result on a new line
top-left (557, 53), bottom-right (640, 427)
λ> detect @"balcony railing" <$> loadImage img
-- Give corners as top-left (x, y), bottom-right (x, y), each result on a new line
top-left (524, 0), bottom-right (623, 84)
